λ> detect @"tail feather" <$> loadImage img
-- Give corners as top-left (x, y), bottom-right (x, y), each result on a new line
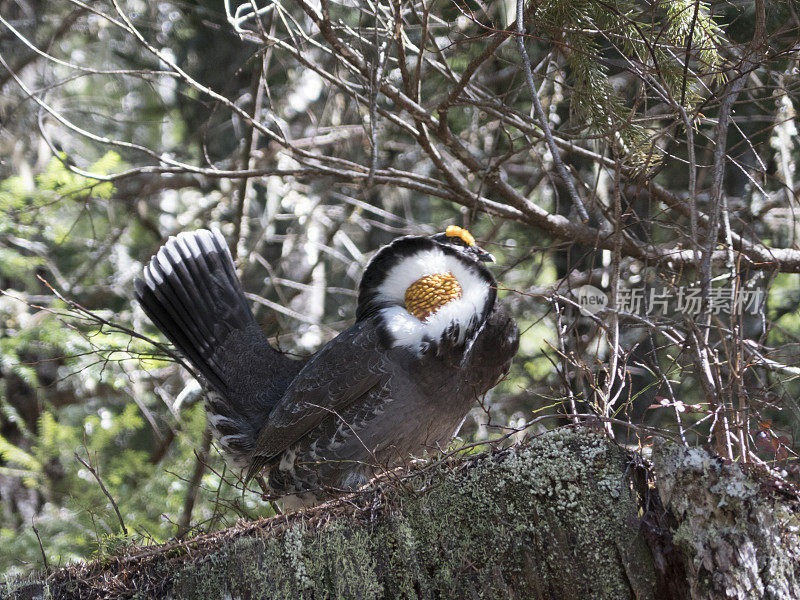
top-left (136, 229), bottom-right (243, 393)
top-left (135, 229), bottom-right (301, 466)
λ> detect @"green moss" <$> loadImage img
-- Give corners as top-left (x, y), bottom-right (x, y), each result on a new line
top-left (159, 430), bottom-right (654, 600)
top-left (8, 432), bottom-right (800, 600)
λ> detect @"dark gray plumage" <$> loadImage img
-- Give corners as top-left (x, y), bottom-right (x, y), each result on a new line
top-left (135, 228), bottom-right (518, 507)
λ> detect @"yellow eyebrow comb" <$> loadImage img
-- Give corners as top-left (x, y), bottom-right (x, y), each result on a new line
top-left (444, 225), bottom-right (475, 246)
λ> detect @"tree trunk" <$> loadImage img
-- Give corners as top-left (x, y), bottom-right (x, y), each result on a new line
top-left (3, 430), bottom-right (799, 600)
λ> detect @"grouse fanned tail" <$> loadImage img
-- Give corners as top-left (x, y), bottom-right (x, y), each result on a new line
top-left (135, 229), bottom-right (302, 465)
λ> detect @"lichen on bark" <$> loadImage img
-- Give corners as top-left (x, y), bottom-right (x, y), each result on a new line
top-left (653, 442), bottom-right (800, 600)
top-left (5, 429), bottom-right (800, 600)
top-left (141, 430), bottom-right (657, 600)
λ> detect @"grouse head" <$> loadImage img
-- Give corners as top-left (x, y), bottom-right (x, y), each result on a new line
top-left (356, 226), bottom-right (497, 354)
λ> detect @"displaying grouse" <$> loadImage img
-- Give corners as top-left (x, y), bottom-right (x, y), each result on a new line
top-left (135, 226), bottom-right (519, 508)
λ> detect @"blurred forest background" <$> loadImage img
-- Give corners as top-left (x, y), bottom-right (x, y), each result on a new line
top-left (1, 0), bottom-right (799, 577)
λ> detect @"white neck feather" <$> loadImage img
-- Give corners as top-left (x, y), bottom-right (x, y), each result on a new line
top-left (374, 248), bottom-right (490, 352)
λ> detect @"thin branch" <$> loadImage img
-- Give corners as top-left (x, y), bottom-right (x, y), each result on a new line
top-left (31, 518), bottom-right (50, 574)
top-left (177, 427), bottom-right (213, 538)
top-left (74, 453), bottom-right (128, 536)
top-left (514, 0), bottom-right (590, 222)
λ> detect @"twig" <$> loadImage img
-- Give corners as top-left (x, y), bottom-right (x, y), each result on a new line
top-left (0, 8), bottom-right (88, 89)
top-left (233, 50), bottom-right (267, 263)
top-left (514, 0), bottom-right (590, 223)
top-left (177, 427), bottom-right (213, 538)
top-left (32, 518), bottom-right (50, 574)
top-left (74, 453), bottom-right (128, 536)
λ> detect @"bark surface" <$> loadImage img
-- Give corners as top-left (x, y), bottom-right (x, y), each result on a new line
top-left (3, 430), bottom-right (798, 600)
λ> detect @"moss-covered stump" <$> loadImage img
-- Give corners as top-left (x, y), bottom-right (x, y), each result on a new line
top-left (653, 443), bottom-right (800, 600)
top-left (6, 430), bottom-right (800, 600)
top-left (3, 430), bottom-right (656, 600)
top-left (162, 430), bottom-right (654, 600)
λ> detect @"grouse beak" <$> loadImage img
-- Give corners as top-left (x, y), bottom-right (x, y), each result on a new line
top-left (472, 246), bottom-right (495, 263)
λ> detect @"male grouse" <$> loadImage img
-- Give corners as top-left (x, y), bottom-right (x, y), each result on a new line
top-left (135, 227), bottom-right (519, 508)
